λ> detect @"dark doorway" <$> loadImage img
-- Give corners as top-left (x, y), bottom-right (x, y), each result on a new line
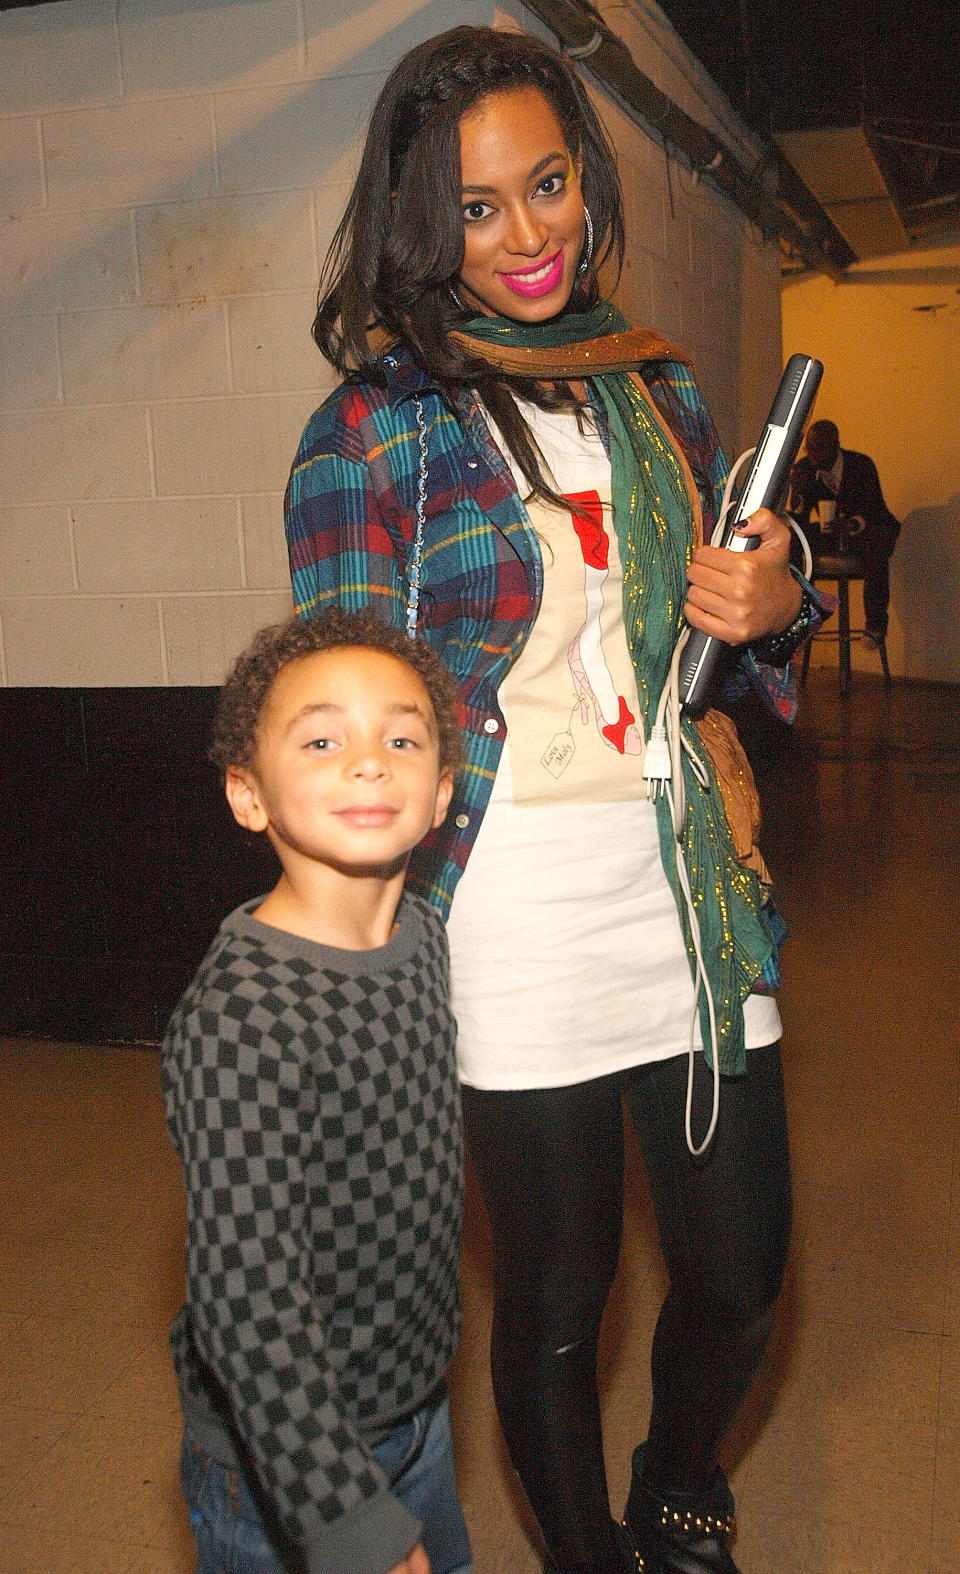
top-left (1, 687), bottom-right (279, 1044)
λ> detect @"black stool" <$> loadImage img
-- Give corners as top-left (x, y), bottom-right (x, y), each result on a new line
top-left (801, 550), bottom-right (892, 697)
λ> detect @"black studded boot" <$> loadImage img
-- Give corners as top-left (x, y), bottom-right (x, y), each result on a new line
top-left (621, 1445), bottom-right (741, 1574)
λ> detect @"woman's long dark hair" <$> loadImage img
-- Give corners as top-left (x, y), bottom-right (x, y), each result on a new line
top-left (313, 25), bottom-right (625, 501)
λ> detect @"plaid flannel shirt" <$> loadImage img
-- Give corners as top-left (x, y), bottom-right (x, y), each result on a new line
top-left (284, 346), bottom-right (818, 917)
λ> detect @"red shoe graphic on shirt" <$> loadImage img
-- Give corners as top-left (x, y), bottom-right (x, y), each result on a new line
top-left (565, 490), bottom-right (644, 757)
top-left (567, 634), bottom-right (644, 755)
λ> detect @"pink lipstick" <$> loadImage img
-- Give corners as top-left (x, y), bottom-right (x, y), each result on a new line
top-left (498, 250), bottom-right (564, 298)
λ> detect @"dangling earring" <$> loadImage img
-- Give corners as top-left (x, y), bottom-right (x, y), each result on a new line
top-left (577, 206), bottom-right (594, 276)
top-left (447, 281), bottom-right (467, 313)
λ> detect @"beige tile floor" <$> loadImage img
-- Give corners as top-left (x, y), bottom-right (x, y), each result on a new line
top-left (1, 669), bottom-right (958, 1572)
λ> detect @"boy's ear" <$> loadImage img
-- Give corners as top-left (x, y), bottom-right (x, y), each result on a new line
top-left (432, 769), bottom-right (455, 830)
top-left (224, 767), bottom-right (269, 833)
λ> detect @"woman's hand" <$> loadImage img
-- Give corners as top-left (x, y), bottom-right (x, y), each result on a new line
top-left (387, 1544), bottom-right (431, 1574)
top-left (683, 507), bottom-right (802, 646)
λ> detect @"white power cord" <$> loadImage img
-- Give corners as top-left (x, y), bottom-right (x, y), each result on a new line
top-left (791, 517), bottom-right (813, 579)
top-left (667, 775), bottom-right (720, 1156)
top-left (642, 448), bottom-right (812, 1156)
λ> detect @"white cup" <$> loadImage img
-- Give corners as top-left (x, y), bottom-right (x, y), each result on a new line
top-left (817, 498), bottom-right (837, 530)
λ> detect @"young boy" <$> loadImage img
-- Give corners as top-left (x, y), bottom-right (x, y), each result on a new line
top-left (162, 609), bottom-right (470, 1574)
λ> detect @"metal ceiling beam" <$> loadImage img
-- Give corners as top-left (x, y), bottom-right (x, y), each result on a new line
top-left (520, 0), bottom-right (855, 278)
top-left (776, 125), bottom-right (909, 259)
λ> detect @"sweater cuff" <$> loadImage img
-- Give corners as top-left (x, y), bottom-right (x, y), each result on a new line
top-left (304, 1485), bottom-right (422, 1574)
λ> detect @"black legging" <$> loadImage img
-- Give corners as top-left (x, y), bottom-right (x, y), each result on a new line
top-left (461, 1042), bottom-right (791, 1574)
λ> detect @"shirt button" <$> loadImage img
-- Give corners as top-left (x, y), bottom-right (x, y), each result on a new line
top-left (483, 718), bottom-right (499, 734)
top-left (455, 813), bottom-right (469, 829)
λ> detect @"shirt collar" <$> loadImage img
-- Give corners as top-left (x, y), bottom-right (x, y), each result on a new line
top-left (819, 450), bottom-right (843, 492)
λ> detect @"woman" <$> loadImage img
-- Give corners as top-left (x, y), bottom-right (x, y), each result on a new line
top-left (285, 26), bottom-right (822, 1574)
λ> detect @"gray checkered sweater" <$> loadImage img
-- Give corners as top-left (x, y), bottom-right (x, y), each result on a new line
top-left (162, 894), bottom-right (463, 1574)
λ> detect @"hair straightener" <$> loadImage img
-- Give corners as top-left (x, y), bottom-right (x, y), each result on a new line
top-left (677, 352), bottom-right (824, 715)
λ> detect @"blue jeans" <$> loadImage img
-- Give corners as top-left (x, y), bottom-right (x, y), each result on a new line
top-left (180, 1395), bottom-right (472, 1574)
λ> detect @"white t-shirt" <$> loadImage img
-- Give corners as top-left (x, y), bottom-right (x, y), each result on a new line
top-left (446, 401), bottom-right (780, 1090)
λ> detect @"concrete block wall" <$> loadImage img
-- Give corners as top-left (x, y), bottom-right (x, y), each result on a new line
top-left (589, 0), bottom-right (783, 450)
top-left (0, 0), bottom-right (781, 687)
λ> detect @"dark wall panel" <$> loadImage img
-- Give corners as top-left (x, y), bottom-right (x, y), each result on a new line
top-left (1, 688), bottom-right (279, 1045)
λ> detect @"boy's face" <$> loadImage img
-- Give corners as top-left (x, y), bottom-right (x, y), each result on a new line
top-left (226, 646), bottom-right (454, 878)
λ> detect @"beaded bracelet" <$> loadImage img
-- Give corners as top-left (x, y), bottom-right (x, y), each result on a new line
top-left (752, 582), bottom-right (820, 666)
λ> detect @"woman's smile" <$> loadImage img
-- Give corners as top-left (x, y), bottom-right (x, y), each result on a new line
top-left (497, 250), bottom-right (565, 298)
top-left (457, 85), bottom-right (586, 321)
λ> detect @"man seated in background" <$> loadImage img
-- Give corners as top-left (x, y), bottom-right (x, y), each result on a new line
top-left (790, 418), bottom-right (901, 649)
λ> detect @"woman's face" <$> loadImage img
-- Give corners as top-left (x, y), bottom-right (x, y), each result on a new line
top-left (456, 85), bottom-right (586, 322)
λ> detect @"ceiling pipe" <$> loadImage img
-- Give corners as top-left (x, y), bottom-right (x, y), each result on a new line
top-left (520, 0), bottom-right (854, 279)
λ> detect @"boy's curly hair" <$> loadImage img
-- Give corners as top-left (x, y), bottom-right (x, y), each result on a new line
top-left (211, 609), bottom-right (463, 775)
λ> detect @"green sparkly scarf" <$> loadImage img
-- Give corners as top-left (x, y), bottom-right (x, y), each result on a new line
top-left (455, 300), bottom-right (774, 1073)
